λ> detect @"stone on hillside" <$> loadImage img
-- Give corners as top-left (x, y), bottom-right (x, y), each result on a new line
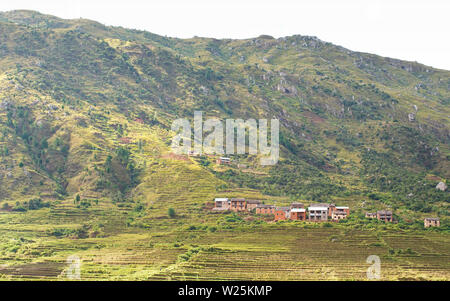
top-left (408, 113), bottom-right (415, 122)
top-left (436, 182), bottom-right (447, 191)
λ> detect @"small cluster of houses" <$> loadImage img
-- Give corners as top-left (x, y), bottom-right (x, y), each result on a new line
top-left (365, 211), bottom-right (440, 228)
top-left (213, 198), bottom-right (441, 228)
top-left (213, 198), bottom-right (350, 222)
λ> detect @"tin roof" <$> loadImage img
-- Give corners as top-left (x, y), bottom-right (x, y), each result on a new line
top-left (214, 198), bottom-right (229, 202)
top-left (246, 200), bottom-right (261, 204)
top-left (291, 208), bottom-right (306, 213)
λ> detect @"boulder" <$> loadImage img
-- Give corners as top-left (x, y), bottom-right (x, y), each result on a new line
top-left (436, 182), bottom-right (447, 191)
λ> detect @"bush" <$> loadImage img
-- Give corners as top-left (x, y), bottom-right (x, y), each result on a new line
top-left (168, 207), bottom-right (176, 218)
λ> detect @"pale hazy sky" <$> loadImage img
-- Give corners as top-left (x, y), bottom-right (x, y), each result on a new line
top-left (1, 0), bottom-right (449, 70)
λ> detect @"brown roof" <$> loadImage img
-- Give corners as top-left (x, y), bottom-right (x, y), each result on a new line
top-left (256, 204), bottom-right (275, 208)
top-left (231, 198), bottom-right (245, 202)
top-left (246, 200), bottom-right (261, 204)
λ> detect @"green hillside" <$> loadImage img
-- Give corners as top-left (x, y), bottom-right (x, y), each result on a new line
top-left (0, 10), bottom-right (448, 280)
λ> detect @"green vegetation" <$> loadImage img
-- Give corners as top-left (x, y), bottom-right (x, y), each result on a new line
top-left (0, 10), bottom-right (447, 280)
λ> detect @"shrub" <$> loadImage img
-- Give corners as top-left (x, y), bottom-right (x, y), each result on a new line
top-left (168, 207), bottom-right (176, 218)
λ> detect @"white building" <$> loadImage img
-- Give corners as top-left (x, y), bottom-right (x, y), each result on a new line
top-left (213, 198), bottom-right (230, 211)
top-left (308, 206), bottom-right (328, 221)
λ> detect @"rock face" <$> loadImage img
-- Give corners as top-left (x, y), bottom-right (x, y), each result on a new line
top-left (436, 182), bottom-right (447, 191)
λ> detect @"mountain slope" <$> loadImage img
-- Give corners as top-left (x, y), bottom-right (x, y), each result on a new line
top-left (0, 9), bottom-right (448, 217)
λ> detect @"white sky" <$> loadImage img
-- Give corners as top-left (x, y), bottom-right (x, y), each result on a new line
top-left (1, 0), bottom-right (449, 70)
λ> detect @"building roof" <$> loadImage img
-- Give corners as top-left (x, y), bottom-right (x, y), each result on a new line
top-left (291, 208), bottom-right (306, 213)
top-left (246, 200), bottom-right (261, 204)
top-left (377, 210), bottom-right (392, 215)
top-left (424, 218), bottom-right (440, 221)
top-left (256, 204), bottom-right (275, 208)
top-left (308, 206), bottom-right (328, 211)
top-left (219, 157), bottom-right (231, 160)
top-left (276, 206), bottom-right (290, 211)
top-left (214, 198), bottom-right (229, 202)
top-left (231, 198), bottom-right (245, 202)
top-left (336, 206), bottom-right (349, 209)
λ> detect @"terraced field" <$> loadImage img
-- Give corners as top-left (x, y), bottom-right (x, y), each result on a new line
top-left (1, 211), bottom-right (449, 280)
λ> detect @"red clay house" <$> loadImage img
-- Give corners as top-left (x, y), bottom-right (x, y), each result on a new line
top-left (377, 210), bottom-right (393, 222)
top-left (290, 208), bottom-right (306, 221)
top-left (230, 198), bottom-right (246, 212)
top-left (255, 204), bottom-right (275, 215)
top-left (274, 207), bottom-right (290, 221)
top-left (246, 200), bottom-right (262, 211)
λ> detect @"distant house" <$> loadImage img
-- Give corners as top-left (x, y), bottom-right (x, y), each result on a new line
top-left (230, 198), bottom-right (246, 212)
top-left (246, 200), bottom-right (261, 211)
top-left (213, 198), bottom-right (230, 211)
top-left (255, 204), bottom-right (275, 215)
top-left (274, 207), bottom-right (290, 221)
top-left (290, 202), bottom-right (305, 209)
top-left (290, 208), bottom-right (306, 221)
top-left (310, 203), bottom-right (336, 217)
top-left (216, 157), bottom-right (231, 165)
top-left (335, 206), bottom-right (349, 215)
top-left (365, 212), bottom-right (377, 219)
top-left (424, 218), bottom-right (440, 228)
top-left (377, 210), bottom-right (393, 222)
top-left (332, 211), bottom-right (347, 221)
top-left (308, 206), bottom-right (328, 221)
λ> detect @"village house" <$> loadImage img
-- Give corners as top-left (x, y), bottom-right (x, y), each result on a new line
top-left (332, 211), bottom-right (347, 221)
top-left (246, 200), bottom-right (261, 211)
top-left (230, 198), bottom-right (246, 212)
top-left (365, 212), bottom-right (377, 219)
top-left (335, 206), bottom-right (350, 215)
top-left (255, 204), bottom-right (275, 215)
top-left (290, 208), bottom-right (306, 221)
top-left (377, 210), bottom-right (393, 222)
top-left (213, 198), bottom-right (230, 211)
top-left (308, 206), bottom-right (329, 222)
top-left (310, 203), bottom-right (336, 217)
top-left (424, 218), bottom-right (440, 228)
top-left (274, 207), bottom-right (290, 221)
top-left (216, 157), bottom-right (231, 165)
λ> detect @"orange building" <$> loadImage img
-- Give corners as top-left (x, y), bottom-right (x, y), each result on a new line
top-left (230, 198), bottom-right (246, 212)
top-left (255, 204), bottom-right (275, 215)
top-left (246, 200), bottom-right (261, 211)
top-left (274, 207), bottom-right (290, 221)
top-left (290, 208), bottom-right (306, 221)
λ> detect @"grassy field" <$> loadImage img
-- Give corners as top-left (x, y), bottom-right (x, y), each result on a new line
top-left (0, 202), bottom-right (448, 280)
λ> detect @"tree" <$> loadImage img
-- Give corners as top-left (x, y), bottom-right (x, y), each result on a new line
top-left (168, 208), bottom-right (176, 218)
